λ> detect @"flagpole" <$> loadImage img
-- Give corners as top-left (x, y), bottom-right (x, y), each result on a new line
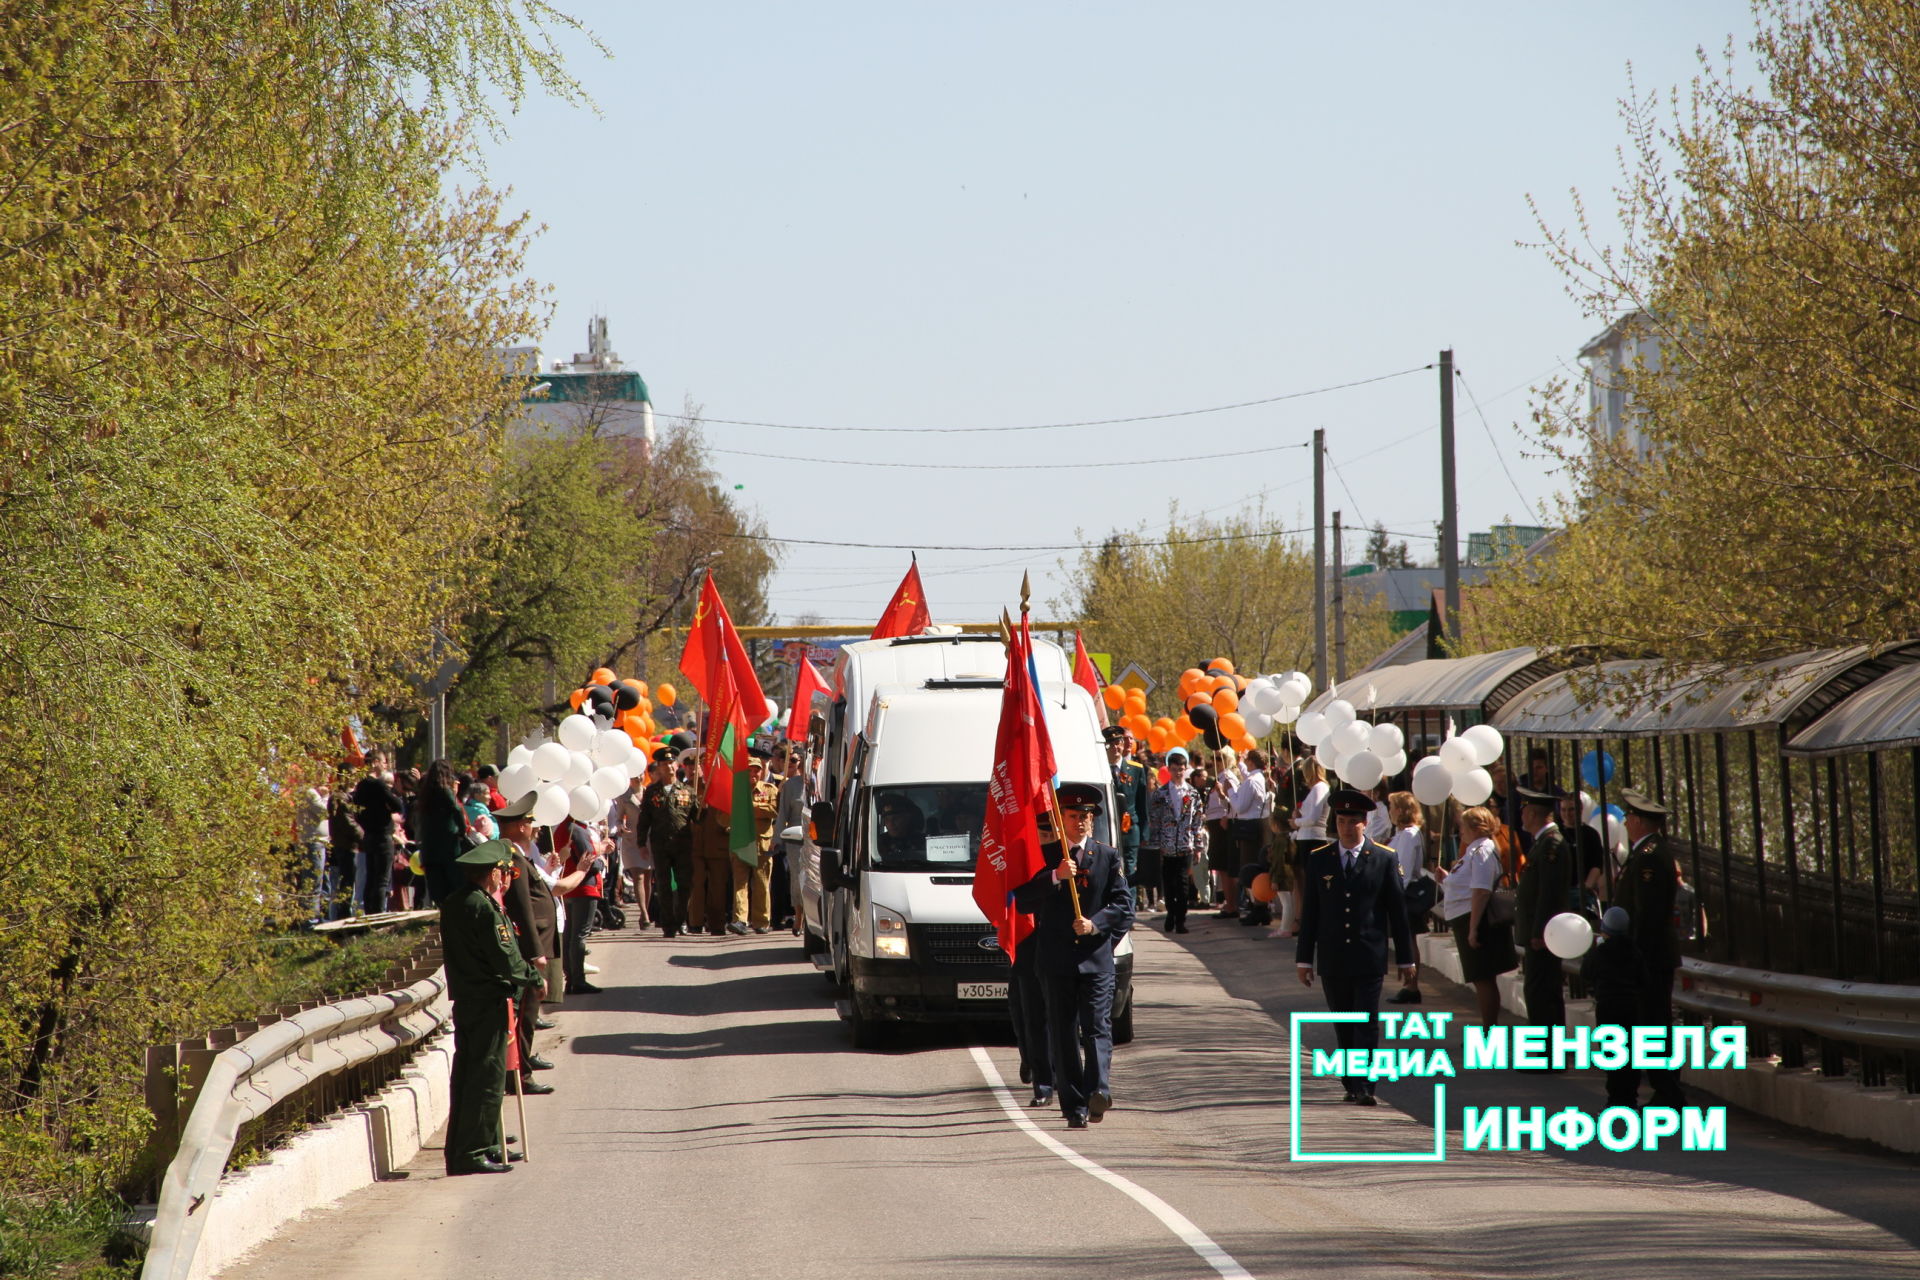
top-left (1016, 577), bottom-right (1084, 924)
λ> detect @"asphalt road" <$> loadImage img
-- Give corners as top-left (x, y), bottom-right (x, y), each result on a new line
top-left (223, 912), bottom-right (1920, 1280)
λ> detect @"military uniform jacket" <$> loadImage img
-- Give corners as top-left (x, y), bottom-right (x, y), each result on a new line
top-left (752, 780), bottom-right (781, 852)
top-left (1110, 758), bottom-right (1150, 851)
top-left (440, 883), bottom-right (541, 1003)
top-left (1295, 839), bottom-right (1415, 979)
top-left (637, 781), bottom-right (695, 858)
top-left (501, 844), bottom-right (559, 964)
top-left (1012, 839), bottom-right (1134, 977)
top-left (1614, 834), bottom-right (1680, 971)
top-left (1515, 823), bottom-right (1567, 943)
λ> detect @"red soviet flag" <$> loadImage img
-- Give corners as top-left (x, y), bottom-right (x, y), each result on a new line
top-left (679, 572), bottom-right (771, 730)
top-left (971, 615), bottom-right (1057, 962)
top-left (870, 561), bottom-right (932, 639)
top-left (1071, 630), bottom-right (1107, 727)
top-left (787, 658), bottom-right (827, 743)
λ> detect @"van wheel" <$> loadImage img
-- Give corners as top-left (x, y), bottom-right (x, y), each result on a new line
top-left (849, 999), bottom-right (890, 1051)
top-left (1112, 1001), bottom-right (1135, 1046)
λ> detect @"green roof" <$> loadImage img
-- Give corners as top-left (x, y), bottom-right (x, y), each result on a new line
top-left (521, 370), bottom-right (650, 405)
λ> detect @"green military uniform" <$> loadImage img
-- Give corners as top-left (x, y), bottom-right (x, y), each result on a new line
top-left (1514, 789), bottom-right (1569, 1031)
top-left (1111, 755), bottom-right (1150, 879)
top-left (638, 776), bottom-right (695, 938)
top-left (690, 803), bottom-right (733, 934)
top-left (440, 839), bottom-right (542, 1175)
top-left (1612, 791), bottom-right (1685, 1106)
top-left (746, 776), bottom-right (781, 930)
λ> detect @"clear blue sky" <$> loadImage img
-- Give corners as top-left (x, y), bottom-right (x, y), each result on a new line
top-left (478, 1), bottom-right (1753, 630)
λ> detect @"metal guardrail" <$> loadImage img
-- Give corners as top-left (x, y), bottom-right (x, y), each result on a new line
top-left (142, 969), bottom-right (451, 1280)
top-left (1676, 957), bottom-right (1920, 1090)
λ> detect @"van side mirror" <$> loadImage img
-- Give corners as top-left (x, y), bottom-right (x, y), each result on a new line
top-left (811, 800), bottom-right (838, 846)
top-left (819, 846), bottom-right (844, 892)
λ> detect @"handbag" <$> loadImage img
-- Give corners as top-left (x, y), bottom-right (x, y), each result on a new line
top-left (1475, 837), bottom-right (1516, 927)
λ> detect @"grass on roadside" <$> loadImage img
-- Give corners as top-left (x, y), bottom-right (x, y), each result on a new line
top-left (0, 1194), bottom-right (141, 1280)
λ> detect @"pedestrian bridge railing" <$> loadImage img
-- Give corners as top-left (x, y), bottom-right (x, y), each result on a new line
top-left (1676, 957), bottom-right (1920, 1092)
top-left (142, 966), bottom-right (451, 1280)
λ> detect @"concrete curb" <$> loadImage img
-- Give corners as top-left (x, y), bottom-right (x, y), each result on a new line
top-left (184, 1032), bottom-right (452, 1280)
top-left (1417, 931), bottom-right (1920, 1155)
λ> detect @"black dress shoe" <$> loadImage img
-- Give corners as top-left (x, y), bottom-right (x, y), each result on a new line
top-left (487, 1149), bottom-right (527, 1164)
top-left (1174, 924), bottom-right (1190, 934)
top-left (524, 1054), bottom-right (555, 1071)
top-left (1088, 1091), bottom-right (1112, 1121)
top-left (1354, 1093), bottom-right (1378, 1107)
top-left (534, 1017), bottom-right (557, 1030)
top-left (518, 1077), bottom-right (555, 1095)
top-left (1029, 1088), bottom-right (1054, 1107)
top-left (1066, 1114), bottom-right (1089, 1129)
top-left (566, 982), bottom-right (603, 995)
top-left (447, 1158), bottom-right (513, 1175)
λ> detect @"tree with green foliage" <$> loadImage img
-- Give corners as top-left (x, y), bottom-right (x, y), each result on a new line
top-left (1486, 0), bottom-right (1920, 676)
top-left (0, 0), bottom-right (585, 1198)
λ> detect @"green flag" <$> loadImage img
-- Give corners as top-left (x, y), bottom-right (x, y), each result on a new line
top-left (721, 716), bottom-right (758, 866)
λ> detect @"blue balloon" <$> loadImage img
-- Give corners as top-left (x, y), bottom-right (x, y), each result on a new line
top-left (1579, 749), bottom-right (1616, 787)
top-left (1604, 803), bottom-right (1624, 822)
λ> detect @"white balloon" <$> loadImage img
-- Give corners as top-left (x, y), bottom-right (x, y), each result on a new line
top-left (505, 744), bottom-right (533, 770)
top-left (530, 742), bottom-right (571, 783)
top-left (1438, 736), bottom-right (1479, 773)
top-left (1281, 673), bottom-right (1312, 705)
top-left (568, 783), bottom-right (605, 824)
top-left (1463, 723), bottom-right (1506, 768)
top-left (1368, 723), bottom-right (1405, 756)
top-left (624, 749), bottom-right (651, 779)
top-left (1544, 912), bottom-right (1595, 960)
top-left (1381, 748), bottom-right (1408, 777)
top-left (1242, 710), bottom-right (1273, 739)
top-left (1452, 766), bottom-right (1494, 806)
top-left (591, 728), bottom-right (634, 769)
top-left (1412, 757), bottom-right (1456, 805)
top-left (557, 713), bottom-right (597, 752)
top-left (589, 765), bottom-right (628, 802)
top-left (531, 783), bottom-right (570, 827)
top-left (1341, 750), bottom-right (1385, 790)
top-left (562, 750), bottom-right (595, 790)
top-left (1323, 699), bottom-right (1356, 732)
top-left (1276, 703), bottom-right (1302, 725)
top-left (1295, 711), bottom-right (1330, 746)
top-left (1331, 720), bottom-right (1372, 759)
top-left (496, 762), bottom-right (537, 802)
top-left (764, 699), bottom-right (780, 724)
top-left (1244, 684), bottom-right (1277, 716)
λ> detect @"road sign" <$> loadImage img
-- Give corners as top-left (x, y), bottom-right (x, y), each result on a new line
top-left (1114, 662), bottom-right (1156, 695)
top-left (1088, 652), bottom-right (1113, 683)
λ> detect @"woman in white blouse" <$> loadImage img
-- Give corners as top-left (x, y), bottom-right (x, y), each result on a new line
top-left (1441, 805), bottom-right (1516, 1025)
top-left (1285, 758), bottom-right (1330, 937)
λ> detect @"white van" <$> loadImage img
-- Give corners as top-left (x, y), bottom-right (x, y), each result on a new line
top-left (808, 658), bottom-right (1135, 1048)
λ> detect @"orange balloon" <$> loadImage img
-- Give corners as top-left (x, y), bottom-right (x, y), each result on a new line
top-left (1186, 691), bottom-right (1212, 712)
top-left (620, 677), bottom-right (645, 697)
top-left (1154, 716), bottom-right (1176, 732)
top-left (591, 668), bottom-right (616, 686)
top-left (1220, 712), bottom-right (1247, 739)
top-left (1235, 734), bottom-right (1257, 753)
top-left (1250, 873), bottom-right (1277, 903)
top-left (1211, 657), bottom-right (1235, 675)
top-left (1124, 687), bottom-right (1147, 708)
top-left (1129, 714), bottom-right (1152, 738)
top-left (1234, 675), bottom-right (1249, 693)
top-left (1147, 727), bottom-right (1170, 753)
top-left (635, 697), bottom-right (652, 715)
top-left (568, 688), bottom-right (588, 711)
top-left (1210, 675), bottom-right (1235, 693)
top-left (1211, 689), bottom-right (1239, 715)
top-left (657, 683), bottom-right (678, 707)
top-left (1180, 667), bottom-right (1206, 692)
top-left (1103, 684), bottom-right (1126, 710)
top-left (612, 710), bottom-right (629, 729)
top-left (1175, 715), bottom-right (1196, 740)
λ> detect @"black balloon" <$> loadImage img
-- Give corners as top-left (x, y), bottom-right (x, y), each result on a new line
top-left (1189, 703), bottom-right (1218, 731)
top-left (1202, 725), bottom-right (1228, 751)
top-left (614, 685), bottom-right (641, 711)
top-left (585, 684), bottom-right (615, 706)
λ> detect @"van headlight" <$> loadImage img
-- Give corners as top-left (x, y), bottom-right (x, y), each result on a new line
top-left (873, 905), bottom-right (910, 959)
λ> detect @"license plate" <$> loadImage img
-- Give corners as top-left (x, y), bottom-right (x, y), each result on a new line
top-left (958, 981), bottom-right (1008, 1000)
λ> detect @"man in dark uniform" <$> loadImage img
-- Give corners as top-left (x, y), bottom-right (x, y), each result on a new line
top-left (1514, 785), bottom-right (1568, 1035)
top-left (440, 839), bottom-right (543, 1175)
top-left (1104, 726), bottom-right (1149, 889)
top-left (1008, 812), bottom-right (1056, 1108)
top-left (1012, 782), bottom-right (1134, 1130)
top-left (635, 747), bottom-right (695, 938)
top-left (1613, 789), bottom-right (1685, 1107)
top-left (1581, 906), bottom-right (1646, 1107)
top-left (497, 791), bottom-right (559, 1095)
top-left (1295, 787), bottom-right (1416, 1105)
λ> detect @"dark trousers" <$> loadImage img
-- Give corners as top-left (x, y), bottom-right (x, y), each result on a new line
top-left (1523, 946), bottom-right (1566, 1029)
top-left (1132, 849), bottom-right (1162, 904)
top-left (1042, 968), bottom-right (1115, 1119)
top-left (1162, 853), bottom-right (1193, 929)
top-left (515, 975), bottom-right (542, 1076)
top-left (1008, 953), bottom-right (1052, 1092)
top-left (654, 849), bottom-right (692, 936)
top-left (771, 848), bottom-right (794, 925)
top-left (423, 853), bottom-right (458, 907)
top-left (1640, 966), bottom-right (1685, 1105)
top-left (360, 840), bottom-right (393, 916)
top-left (446, 997), bottom-right (508, 1170)
top-left (1594, 996), bottom-right (1641, 1106)
top-left (1321, 974), bottom-right (1384, 1097)
top-left (562, 896), bottom-right (597, 990)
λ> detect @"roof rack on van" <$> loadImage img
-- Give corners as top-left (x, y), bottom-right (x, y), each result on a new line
top-left (884, 634), bottom-right (1001, 647)
top-left (924, 677), bottom-right (1005, 690)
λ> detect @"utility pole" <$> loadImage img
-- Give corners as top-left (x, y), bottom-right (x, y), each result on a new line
top-left (1313, 428), bottom-right (1327, 691)
top-left (1332, 510), bottom-right (1347, 683)
top-left (1439, 349), bottom-right (1460, 649)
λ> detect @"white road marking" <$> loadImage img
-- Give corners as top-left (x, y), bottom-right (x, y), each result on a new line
top-left (968, 1045), bottom-right (1255, 1279)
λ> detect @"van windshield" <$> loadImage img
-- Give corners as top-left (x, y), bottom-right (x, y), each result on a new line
top-left (869, 784), bottom-right (988, 869)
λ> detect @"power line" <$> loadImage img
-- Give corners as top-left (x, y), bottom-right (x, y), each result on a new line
top-left (663, 365), bottom-right (1432, 434)
top-left (687, 525), bottom-right (1318, 553)
top-left (706, 439), bottom-right (1311, 471)
top-left (1456, 368), bottom-right (1548, 525)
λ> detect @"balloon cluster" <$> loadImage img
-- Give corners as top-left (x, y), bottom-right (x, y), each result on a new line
top-left (1102, 661), bottom-right (1314, 755)
top-left (496, 668), bottom-right (679, 827)
top-left (1295, 694), bottom-right (1410, 790)
top-left (1404, 724), bottom-right (1505, 806)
